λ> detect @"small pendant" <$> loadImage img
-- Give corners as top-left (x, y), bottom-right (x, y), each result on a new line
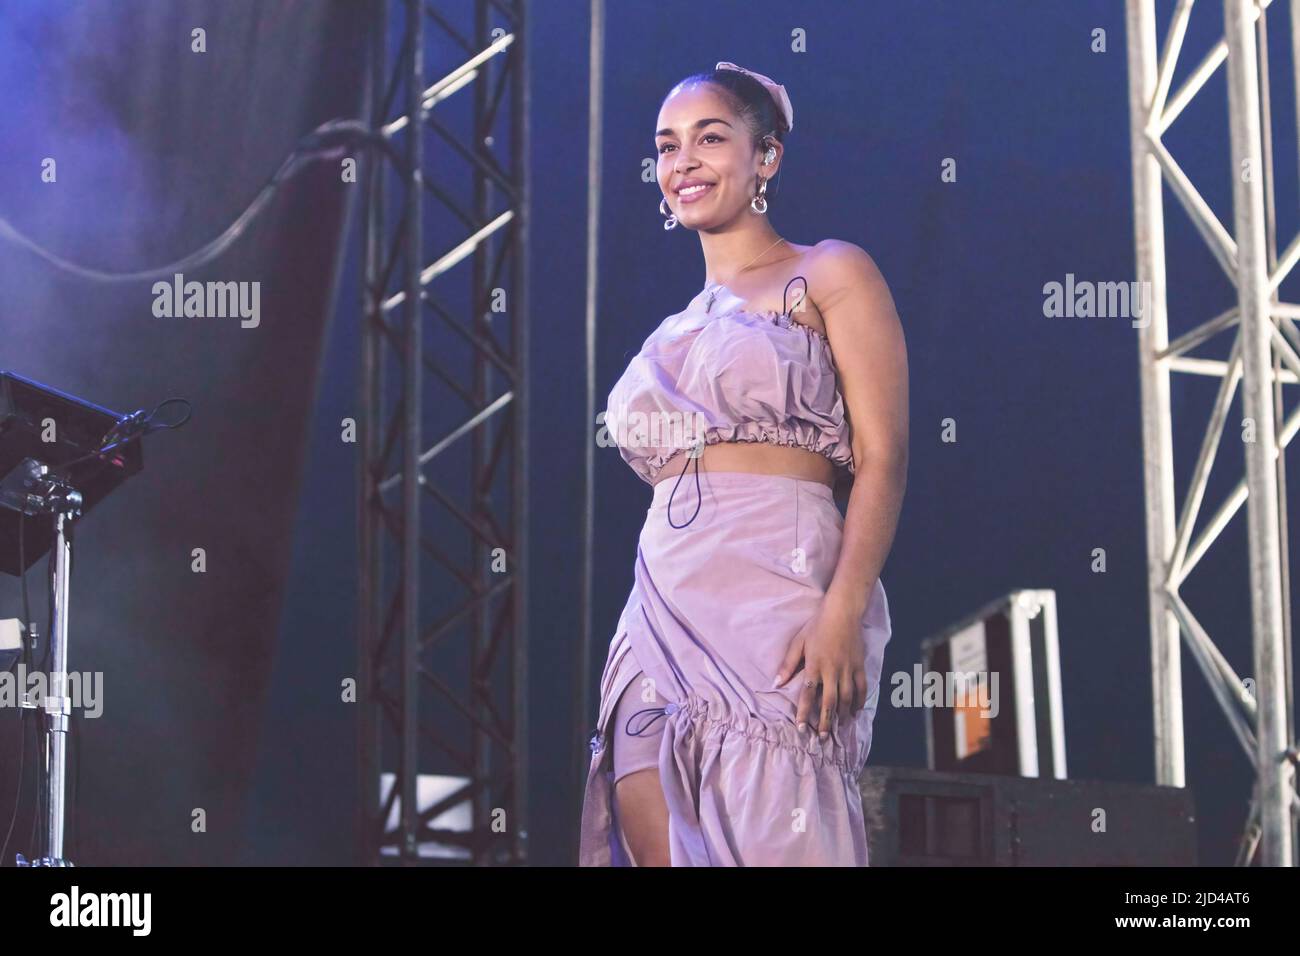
top-left (704, 287), bottom-right (718, 312)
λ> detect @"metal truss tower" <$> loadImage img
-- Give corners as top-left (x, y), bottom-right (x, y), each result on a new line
top-left (357, 0), bottom-right (530, 865)
top-left (1125, 0), bottom-right (1296, 865)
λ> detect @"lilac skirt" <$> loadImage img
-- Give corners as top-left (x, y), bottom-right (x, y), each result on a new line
top-left (578, 470), bottom-right (892, 866)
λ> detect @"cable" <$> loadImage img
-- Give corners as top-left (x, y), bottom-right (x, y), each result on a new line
top-left (0, 117), bottom-right (398, 284)
top-left (29, 541), bottom-right (54, 856)
top-left (54, 397), bottom-right (192, 475)
top-left (0, 722), bottom-right (26, 866)
top-left (27, 718), bottom-right (41, 861)
top-left (69, 708), bottom-right (77, 862)
top-left (38, 528), bottom-right (54, 673)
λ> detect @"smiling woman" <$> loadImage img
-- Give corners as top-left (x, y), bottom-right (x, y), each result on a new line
top-left (579, 61), bottom-right (909, 867)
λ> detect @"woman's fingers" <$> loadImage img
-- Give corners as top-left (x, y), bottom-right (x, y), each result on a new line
top-left (773, 632), bottom-right (806, 688)
top-left (817, 671), bottom-right (837, 738)
top-left (796, 662), bottom-right (869, 735)
top-left (795, 674), bottom-right (819, 732)
top-left (838, 672), bottom-right (856, 724)
top-left (853, 668), bottom-right (870, 715)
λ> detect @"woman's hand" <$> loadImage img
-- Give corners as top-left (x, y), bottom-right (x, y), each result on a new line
top-left (772, 240), bottom-right (903, 740)
top-left (773, 595), bottom-right (867, 739)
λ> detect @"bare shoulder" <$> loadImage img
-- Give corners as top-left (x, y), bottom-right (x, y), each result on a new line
top-left (807, 238), bottom-right (886, 287)
top-left (805, 239), bottom-right (899, 326)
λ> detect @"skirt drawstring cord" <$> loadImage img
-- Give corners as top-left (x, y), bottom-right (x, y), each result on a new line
top-left (624, 704), bottom-right (675, 737)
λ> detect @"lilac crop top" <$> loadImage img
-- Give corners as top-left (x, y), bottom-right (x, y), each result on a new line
top-left (604, 276), bottom-right (856, 497)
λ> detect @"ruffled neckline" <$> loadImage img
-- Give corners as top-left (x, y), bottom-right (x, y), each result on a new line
top-left (674, 301), bottom-right (828, 349)
top-left (723, 306), bottom-right (832, 347)
top-left (685, 285), bottom-right (831, 346)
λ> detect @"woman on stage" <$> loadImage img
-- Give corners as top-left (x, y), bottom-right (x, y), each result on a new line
top-left (579, 62), bottom-right (908, 866)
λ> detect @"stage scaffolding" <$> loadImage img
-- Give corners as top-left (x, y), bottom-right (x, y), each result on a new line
top-left (356, 0), bottom-right (530, 865)
top-left (1125, 0), bottom-right (1297, 865)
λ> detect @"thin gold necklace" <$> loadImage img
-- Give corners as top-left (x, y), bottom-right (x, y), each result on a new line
top-left (703, 236), bottom-right (787, 313)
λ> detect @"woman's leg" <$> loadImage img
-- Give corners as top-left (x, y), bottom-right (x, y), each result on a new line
top-left (611, 675), bottom-right (671, 866)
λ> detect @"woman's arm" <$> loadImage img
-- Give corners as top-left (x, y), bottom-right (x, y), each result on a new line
top-left (817, 239), bottom-right (908, 619)
top-left (775, 239), bottom-right (908, 737)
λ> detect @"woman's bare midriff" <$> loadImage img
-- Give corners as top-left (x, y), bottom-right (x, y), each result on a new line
top-left (652, 441), bottom-right (834, 487)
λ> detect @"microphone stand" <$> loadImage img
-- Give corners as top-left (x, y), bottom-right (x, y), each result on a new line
top-left (7, 460), bottom-right (82, 867)
top-left (0, 384), bottom-right (184, 867)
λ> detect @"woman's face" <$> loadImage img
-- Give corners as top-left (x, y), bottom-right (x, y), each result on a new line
top-left (655, 83), bottom-right (774, 231)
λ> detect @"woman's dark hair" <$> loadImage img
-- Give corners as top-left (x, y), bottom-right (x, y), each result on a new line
top-left (668, 67), bottom-right (790, 153)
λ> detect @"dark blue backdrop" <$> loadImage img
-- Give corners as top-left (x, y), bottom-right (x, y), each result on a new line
top-left (1, 0), bottom-right (1285, 866)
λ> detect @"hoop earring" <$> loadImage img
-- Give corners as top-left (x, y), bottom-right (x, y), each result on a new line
top-left (660, 196), bottom-right (678, 230)
top-left (751, 177), bottom-right (769, 215)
